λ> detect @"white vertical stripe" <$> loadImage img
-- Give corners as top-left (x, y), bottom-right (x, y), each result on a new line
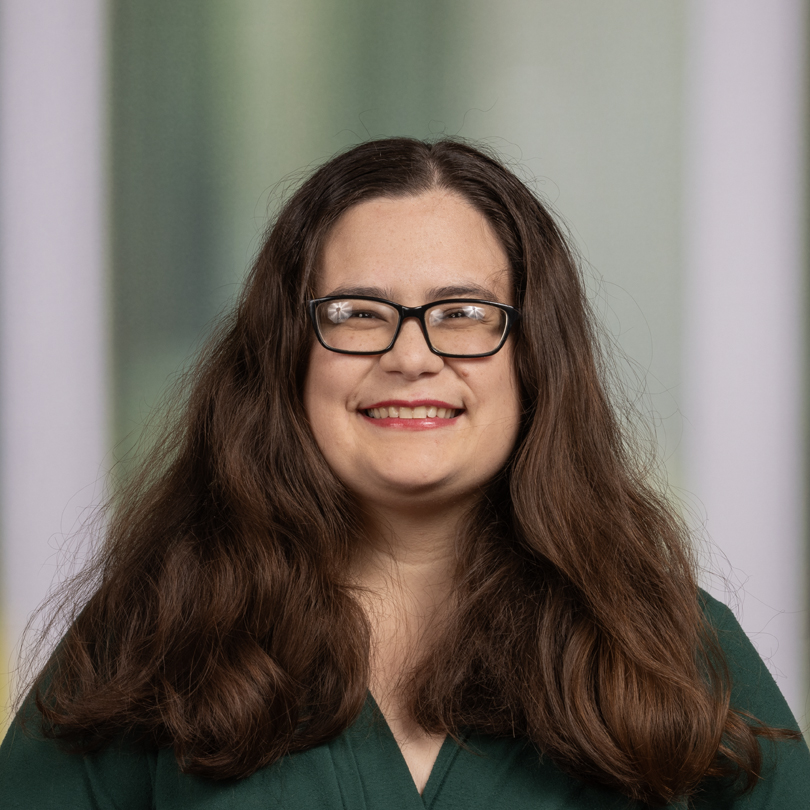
top-left (0, 1), bottom-right (108, 670)
top-left (684, 0), bottom-right (807, 723)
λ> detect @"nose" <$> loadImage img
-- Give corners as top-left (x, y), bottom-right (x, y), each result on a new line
top-left (378, 315), bottom-right (444, 378)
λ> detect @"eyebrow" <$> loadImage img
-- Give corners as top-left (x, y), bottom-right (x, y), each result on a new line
top-left (322, 283), bottom-right (503, 303)
top-left (426, 283), bottom-right (500, 301)
top-left (325, 285), bottom-right (396, 299)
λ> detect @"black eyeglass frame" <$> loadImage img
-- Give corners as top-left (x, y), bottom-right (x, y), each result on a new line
top-left (307, 295), bottom-right (520, 358)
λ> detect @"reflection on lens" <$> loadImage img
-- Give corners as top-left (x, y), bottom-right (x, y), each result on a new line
top-left (462, 305), bottom-right (485, 320)
top-left (316, 298), bottom-right (398, 352)
top-left (327, 301), bottom-right (352, 324)
top-left (426, 303), bottom-right (506, 355)
top-left (428, 305), bottom-right (486, 326)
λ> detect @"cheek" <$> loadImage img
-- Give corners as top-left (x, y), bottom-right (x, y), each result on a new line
top-left (488, 348), bottom-right (520, 414)
top-left (303, 353), bottom-right (344, 439)
top-left (302, 354), bottom-right (325, 426)
top-left (464, 352), bottom-right (522, 469)
top-left (302, 349), bottom-right (369, 447)
top-left (303, 376), bottom-right (348, 482)
top-left (493, 354), bottom-right (522, 456)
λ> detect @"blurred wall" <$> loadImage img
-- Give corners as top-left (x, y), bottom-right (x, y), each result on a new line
top-left (1, 0), bottom-right (806, 731)
top-left (683, 0), bottom-right (807, 721)
top-left (0, 0), bottom-right (108, 719)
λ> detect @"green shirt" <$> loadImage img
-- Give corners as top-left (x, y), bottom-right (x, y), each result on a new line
top-left (2, 592), bottom-right (808, 808)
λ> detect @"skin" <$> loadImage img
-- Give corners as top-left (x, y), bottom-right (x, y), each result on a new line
top-left (303, 189), bottom-right (522, 793)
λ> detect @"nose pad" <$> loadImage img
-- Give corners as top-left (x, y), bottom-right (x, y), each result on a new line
top-left (394, 316), bottom-right (431, 352)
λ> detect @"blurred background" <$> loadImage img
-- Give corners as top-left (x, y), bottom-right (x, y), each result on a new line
top-left (1, 0), bottom-right (807, 731)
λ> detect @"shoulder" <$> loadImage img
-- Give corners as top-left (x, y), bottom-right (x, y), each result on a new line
top-left (697, 588), bottom-right (733, 626)
top-left (693, 589), bottom-right (810, 808)
top-left (697, 588), bottom-right (799, 726)
top-left (698, 589), bottom-right (752, 640)
top-left (0, 703), bottom-right (156, 810)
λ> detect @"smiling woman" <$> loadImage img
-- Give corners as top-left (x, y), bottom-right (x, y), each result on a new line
top-left (1, 139), bottom-right (808, 809)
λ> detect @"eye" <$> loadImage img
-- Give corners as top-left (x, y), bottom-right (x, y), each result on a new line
top-left (323, 300), bottom-right (394, 328)
top-left (429, 304), bottom-right (487, 325)
top-left (453, 305), bottom-right (485, 320)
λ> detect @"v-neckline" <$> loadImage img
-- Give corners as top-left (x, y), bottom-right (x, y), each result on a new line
top-left (352, 693), bottom-right (464, 807)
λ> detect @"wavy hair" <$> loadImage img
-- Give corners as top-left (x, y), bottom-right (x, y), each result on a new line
top-left (26, 138), bottom-right (794, 806)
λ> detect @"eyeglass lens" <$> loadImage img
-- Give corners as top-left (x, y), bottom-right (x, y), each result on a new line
top-left (314, 298), bottom-right (508, 355)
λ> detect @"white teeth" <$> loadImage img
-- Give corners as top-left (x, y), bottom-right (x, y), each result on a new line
top-left (364, 406), bottom-right (460, 419)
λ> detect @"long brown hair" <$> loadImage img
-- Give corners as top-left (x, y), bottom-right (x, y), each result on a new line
top-left (25, 138), bottom-right (795, 805)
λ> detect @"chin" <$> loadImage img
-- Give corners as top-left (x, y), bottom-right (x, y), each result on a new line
top-left (376, 473), bottom-right (453, 494)
top-left (366, 472), bottom-right (483, 506)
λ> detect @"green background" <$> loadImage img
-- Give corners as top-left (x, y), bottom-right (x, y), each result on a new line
top-left (110, 0), bottom-right (686, 480)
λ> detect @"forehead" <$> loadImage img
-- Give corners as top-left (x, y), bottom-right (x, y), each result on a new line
top-left (316, 191), bottom-right (512, 304)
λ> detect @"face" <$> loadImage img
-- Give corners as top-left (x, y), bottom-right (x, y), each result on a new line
top-left (303, 190), bottom-right (521, 515)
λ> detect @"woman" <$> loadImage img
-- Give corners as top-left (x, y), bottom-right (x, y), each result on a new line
top-left (2, 138), bottom-right (808, 808)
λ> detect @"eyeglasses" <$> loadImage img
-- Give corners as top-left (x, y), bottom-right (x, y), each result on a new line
top-left (308, 295), bottom-right (519, 358)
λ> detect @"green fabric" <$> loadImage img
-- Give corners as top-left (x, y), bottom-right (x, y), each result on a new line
top-left (2, 592), bottom-right (808, 808)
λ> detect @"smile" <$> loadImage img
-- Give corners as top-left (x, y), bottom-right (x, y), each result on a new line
top-left (363, 405), bottom-right (461, 419)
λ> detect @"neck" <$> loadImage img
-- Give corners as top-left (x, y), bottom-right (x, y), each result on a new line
top-left (352, 505), bottom-right (458, 724)
top-left (351, 498), bottom-right (465, 596)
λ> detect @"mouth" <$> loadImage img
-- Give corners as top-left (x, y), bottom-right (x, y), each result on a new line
top-left (360, 400), bottom-right (464, 420)
top-left (363, 405), bottom-right (462, 419)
